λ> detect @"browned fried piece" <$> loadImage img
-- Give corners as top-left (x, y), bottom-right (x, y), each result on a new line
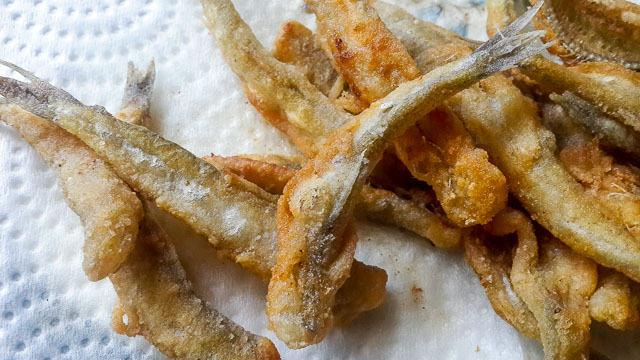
top-left (371, 0), bottom-right (479, 59)
top-left (395, 106), bottom-right (507, 227)
top-left (267, 5), bottom-right (548, 347)
top-left (203, 154), bottom-right (462, 248)
top-left (463, 228), bottom-right (540, 339)
top-left (559, 141), bottom-right (640, 241)
top-left (529, 0), bottom-right (640, 69)
top-left (201, 0), bottom-right (351, 158)
top-left (520, 57), bottom-right (640, 134)
top-left (273, 20), bottom-right (339, 97)
top-left (307, 0), bottom-right (421, 107)
top-left (0, 60), bottom-right (387, 330)
top-left (549, 92), bottom-right (640, 166)
top-left (0, 103), bottom-right (143, 282)
top-left (488, 208), bottom-right (597, 360)
top-left (437, 53), bottom-right (640, 282)
top-left (205, 154), bottom-right (295, 194)
top-left (307, 0), bottom-right (508, 227)
top-left (110, 217), bottom-right (280, 360)
top-left (590, 268), bottom-right (640, 331)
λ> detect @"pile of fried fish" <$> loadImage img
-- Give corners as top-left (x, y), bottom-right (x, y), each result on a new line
top-left (1, 0), bottom-right (639, 358)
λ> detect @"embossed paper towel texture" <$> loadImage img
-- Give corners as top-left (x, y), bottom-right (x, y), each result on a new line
top-left (0, 0), bottom-right (637, 359)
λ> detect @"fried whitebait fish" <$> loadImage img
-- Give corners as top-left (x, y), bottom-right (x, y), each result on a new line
top-left (267, 6), bottom-right (549, 347)
top-left (0, 103), bottom-right (143, 281)
top-left (306, 0), bottom-right (507, 227)
top-left (539, 102), bottom-right (640, 242)
top-left (273, 20), bottom-right (339, 98)
top-left (379, 0), bottom-right (640, 282)
top-left (463, 227), bottom-right (540, 340)
top-left (590, 268), bottom-right (640, 331)
top-left (445, 71), bottom-right (640, 283)
top-left (549, 92), bottom-right (640, 167)
top-left (489, 209), bottom-right (598, 360)
top-left (201, 0), bottom-right (350, 158)
top-left (203, 154), bottom-right (462, 248)
top-left (110, 216), bottom-right (280, 360)
top-left (520, 57), bottom-right (640, 135)
top-left (0, 61), bottom-right (386, 326)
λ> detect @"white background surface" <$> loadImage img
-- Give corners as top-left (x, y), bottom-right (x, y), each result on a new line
top-left (0, 0), bottom-right (638, 359)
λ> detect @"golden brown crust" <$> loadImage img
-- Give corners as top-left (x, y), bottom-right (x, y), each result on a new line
top-left (395, 106), bottom-right (507, 227)
top-left (273, 20), bottom-right (338, 97)
top-left (521, 57), bottom-right (640, 135)
top-left (306, 0), bottom-right (421, 106)
top-left (463, 227), bottom-right (540, 339)
top-left (267, 10), bottom-right (549, 347)
top-left (590, 269), bottom-right (640, 331)
top-left (308, 0), bottom-right (507, 227)
top-left (201, 0), bottom-right (350, 157)
top-left (0, 104), bottom-right (143, 282)
top-left (446, 72), bottom-right (640, 283)
top-left (559, 141), bottom-right (640, 241)
top-left (202, 153), bottom-right (462, 248)
top-left (110, 218), bottom-right (280, 360)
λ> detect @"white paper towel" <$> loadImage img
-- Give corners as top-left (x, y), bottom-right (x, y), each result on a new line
top-left (0, 1), bottom-right (638, 359)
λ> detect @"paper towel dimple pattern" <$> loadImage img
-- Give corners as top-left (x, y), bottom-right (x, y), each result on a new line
top-left (1, 0), bottom-right (638, 359)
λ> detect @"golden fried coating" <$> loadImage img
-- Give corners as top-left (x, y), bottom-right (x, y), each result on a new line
top-left (446, 73), bottom-right (640, 282)
top-left (529, 0), bottom-right (640, 69)
top-left (204, 154), bottom-right (295, 195)
top-left (463, 228), bottom-right (540, 339)
top-left (203, 154), bottom-right (462, 248)
top-left (371, 0), bottom-right (478, 59)
top-left (589, 268), bottom-right (640, 331)
top-left (0, 62), bottom-right (387, 327)
top-left (273, 20), bottom-right (338, 97)
top-left (559, 141), bottom-right (640, 240)
top-left (115, 61), bottom-right (155, 127)
top-left (268, 7), bottom-right (549, 347)
top-left (0, 103), bottom-right (143, 282)
top-left (521, 57), bottom-right (640, 134)
top-left (549, 92), bottom-right (640, 166)
top-left (504, 210), bottom-right (597, 360)
top-left (110, 217), bottom-right (280, 360)
top-left (307, 0), bottom-right (507, 227)
top-left (201, 0), bottom-right (350, 157)
top-left (395, 107), bottom-right (507, 227)
top-left (306, 0), bottom-right (421, 107)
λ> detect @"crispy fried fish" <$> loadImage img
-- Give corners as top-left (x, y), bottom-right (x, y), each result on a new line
top-left (267, 6), bottom-right (549, 348)
top-left (521, 57), bottom-right (640, 134)
top-left (306, 0), bottom-right (507, 227)
top-left (201, 0), bottom-right (350, 157)
top-left (273, 20), bottom-right (339, 97)
top-left (494, 209), bottom-right (597, 360)
top-left (204, 154), bottom-right (462, 248)
top-left (378, 0), bottom-right (640, 284)
top-left (0, 61), bottom-right (386, 327)
top-left (463, 227), bottom-right (540, 340)
top-left (549, 92), bottom-right (640, 167)
top-left (0, 103), bottom-right (143, 281)
top-left (590, 268), bottom-right (640, 331)
top-left (110, 216), bottom-right (280, 360)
